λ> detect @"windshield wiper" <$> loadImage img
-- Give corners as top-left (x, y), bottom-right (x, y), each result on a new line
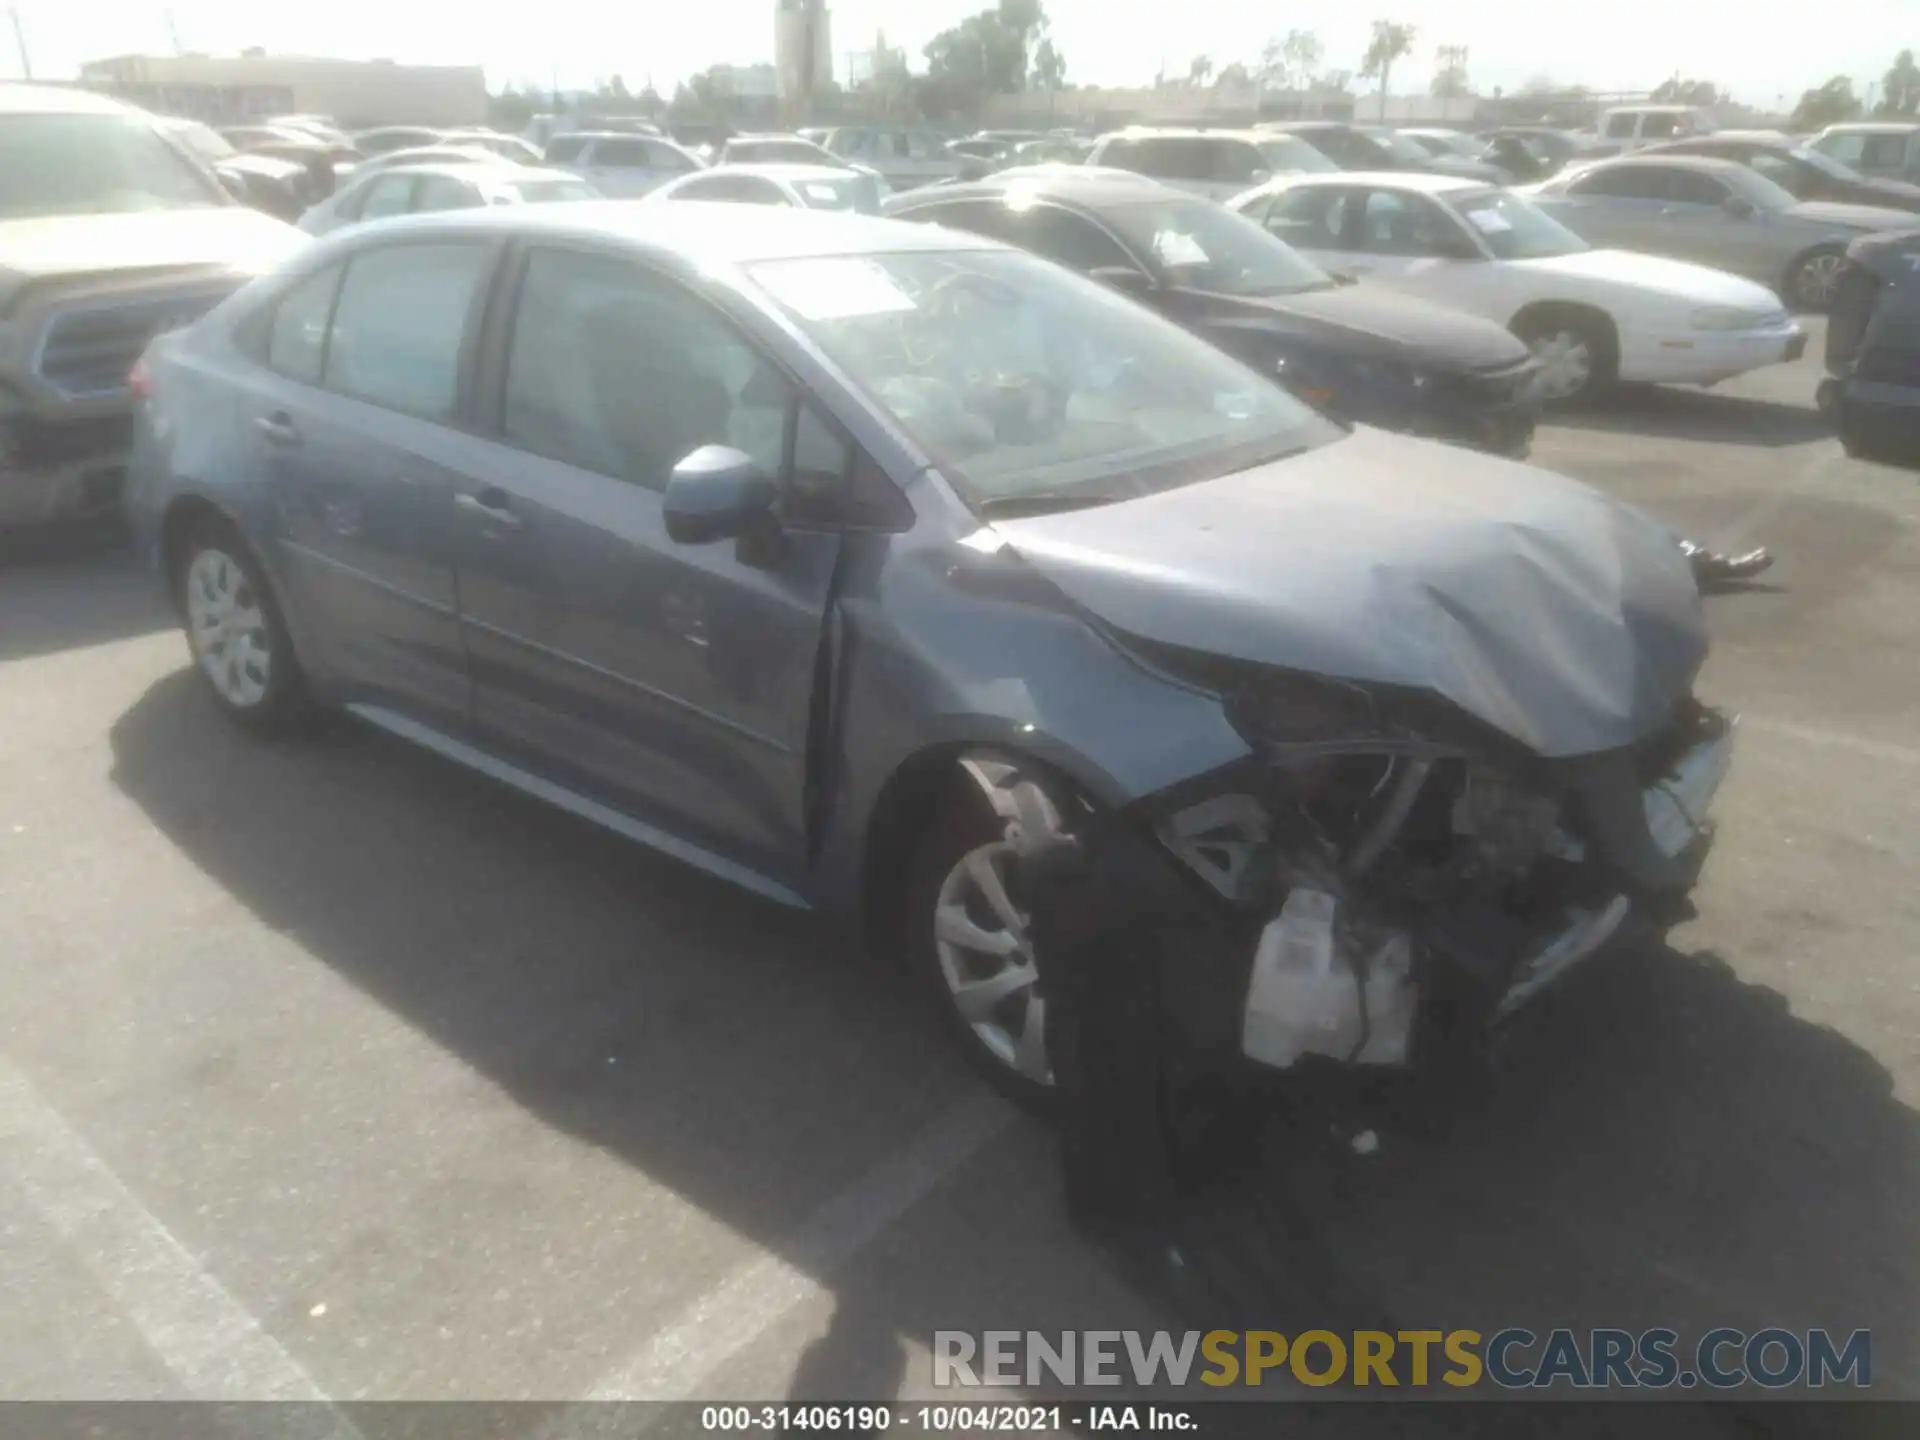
top-left (976, 491), bottom-right (1122, 518)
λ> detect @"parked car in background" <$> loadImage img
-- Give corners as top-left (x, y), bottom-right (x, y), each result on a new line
top-left (646, 163), bottom-right (882, 214)
top-left (157, 118), bottom-right (314, 221)
top-left (1525, 154), bottom-right (1918, 310)
top-left (1010, 136), bottom-right (1091, 166)
top-left (299, 164), bottom-right (597, 235)
top-left (947, 136), bottom-right (1017, 165)
top-left (543, 131), bottom-right (704, 197)
top-left (1085, 127), bottom-right (1336, 201)
top-left (1234, 172), bottom-right (1804, 402)
top-left (887, 170), bottom-right (1542, 454)
top-left (267, 115), bottom-right (354, 149)
top-left (1402, 128), bottom-right (1498, 165)
top-left (1818, 227), bottom-right (1920, 467)
top-left (1806, 123), bottom-right (1920, 183)
top-left (1591, 105), bottom-right (1716, 154)
top-left (125, 202), bottom-right (1731, 1104)
top-left (1641, 133), bottom-right (1920, 212)
top-left (352, 126), bottom-right (445, 156)
top-left (443, 130), bottom-right (545, 165)
top-left (0, 83), bottom-right (305, 531)
top-left (1260, 121), bottom-right (1504, 182)
top-left (813, 125), bottom-right (968, 190)
top-left (714, 134), bottom-right (887, 196)
top-left (1477, 127), bottom-right (1589, 179)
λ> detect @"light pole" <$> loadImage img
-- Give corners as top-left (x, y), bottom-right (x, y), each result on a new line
top-left (9, 4), bottom-right (31, 81)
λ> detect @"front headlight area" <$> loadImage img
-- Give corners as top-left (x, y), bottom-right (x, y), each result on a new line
top-left (1690, 304), bottom-right (1775, 331)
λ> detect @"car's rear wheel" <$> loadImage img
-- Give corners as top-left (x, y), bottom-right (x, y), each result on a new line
top-left (1785, 247), bottom-right (1847, 312)
top-left (1513, 310), bottom-right (1616, 403)
top-left (904, 794), bottom-right (1054, 1112)
top-left (174, 521), bottom-right (310, 733)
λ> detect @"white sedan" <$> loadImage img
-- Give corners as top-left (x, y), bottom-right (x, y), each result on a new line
top-left (1230, 171), bottom-right (1807, 401)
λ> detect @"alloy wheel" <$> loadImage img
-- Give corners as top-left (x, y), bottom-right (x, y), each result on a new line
top-left (931, 840), bottom-right (1052, 1086)
top-left (1527, 329), bottom-right (1595, 401)
top-left (1795, 252), bottom-right (1846, 310)
top-left (185, 548), bottom-right (272, 709)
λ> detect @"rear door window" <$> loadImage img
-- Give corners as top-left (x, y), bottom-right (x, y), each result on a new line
top-left (1006, 205), bottom-right (1135, 271)
top-left (1604, 113), bottom-right (1639, 139)
top-left (1660, 167), bottom-right (1732, 206)
top-left (414, 175), bottom-right (482, 212)
top-left (1209, 140), bottom-right (1265, 185)
top-left (545, 135), bottom-right (588, 164)
top-left (358, 175), bottom-right (416, 219)
top-left (1264, 186), bottom-right (1358, 249)
top-left (265, 265), bottom-right (341, 385)
top-left (323, 243), bottom-right (492, 421)
top-left (1569, 165), bottom-right (1672, 200)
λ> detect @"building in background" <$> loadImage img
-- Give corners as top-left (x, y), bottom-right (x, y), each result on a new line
top-left (77, 52), bottom-right (487, 127)
top-left (774, 0), bottom-right (832, 102)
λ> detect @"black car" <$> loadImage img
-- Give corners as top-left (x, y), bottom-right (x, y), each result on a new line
top-left (1262, 121), bottom-right (1505, 184)
top-left (884, 171), bottom-right (1542, 456)
top-left (1642, 136), bottom-right (1920, 213)
top-left (1819, 227), bottom-right (1920, 467)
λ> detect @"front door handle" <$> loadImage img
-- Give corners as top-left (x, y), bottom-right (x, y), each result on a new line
top-left (455, 491), bottom-right (523, 531)
top-left (254, 412), bottom-right (301, 448)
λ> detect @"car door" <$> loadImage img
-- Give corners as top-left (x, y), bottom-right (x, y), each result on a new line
top-left (247, 240), bottom-right (497, 727)
top-left (450, 243), bottom-right (846, 884)
top-left (1649, 166), bottom-right (1780, 278)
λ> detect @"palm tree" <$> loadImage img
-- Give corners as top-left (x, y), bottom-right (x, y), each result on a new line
top-left (1360, 20), bottom-right (1417, 120)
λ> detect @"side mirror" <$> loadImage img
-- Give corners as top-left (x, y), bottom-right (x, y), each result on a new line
top-left (1247, 168), bottom-right (1273, 186)
top-left (1328, 270), bottom-right (1360, 287)
top-left (1089, 265), bottom-right (1156, 297)
top-left (663, 445), bottom-right (779, 545)
top-left (1724, 196), bottom-right (1757, 219)
top-left (215, 169), bottom-right (249, 202)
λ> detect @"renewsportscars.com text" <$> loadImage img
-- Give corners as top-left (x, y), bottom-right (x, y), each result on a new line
top-left (933, 1328), bottom-right (1872, 1390)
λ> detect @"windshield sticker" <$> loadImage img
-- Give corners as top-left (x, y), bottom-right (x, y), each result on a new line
top-left (1153, 230), bottom-right (1211, 267)
top-left (754, 258), bottom-right (917, 320)
top-left (1463, 207), bottom-right (1513, 234)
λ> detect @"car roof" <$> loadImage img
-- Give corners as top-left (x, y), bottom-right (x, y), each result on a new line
top-left (683, 162), bottom-right (861, 180)
top-left (1263, 170), bottom-right (1484, 195)
top-left (0, 83), bottom-right (138, 116)
top-left (365, 163), bottom-right (578, 185)
top-left (338, 202), bottom-right (1000, 265)
top-left (1574, 153), bottom-right (1750, 176)
top-left (891, 169), bottom-right (1176, 208)
top-left (1100, 126), bottom-right (1277, 143)
top-left (1818, 122), bottom-right (1920, 135)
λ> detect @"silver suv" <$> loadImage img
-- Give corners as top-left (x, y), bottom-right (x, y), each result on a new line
top-left (0, 84), bottom-right (305, 529)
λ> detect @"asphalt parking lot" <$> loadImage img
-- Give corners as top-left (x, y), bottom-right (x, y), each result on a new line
top-left (3, 324), bottom-right (1918, 1428)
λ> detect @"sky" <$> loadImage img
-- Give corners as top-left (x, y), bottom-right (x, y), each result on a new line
top-left (8, 0), bottom-right (1913, 110)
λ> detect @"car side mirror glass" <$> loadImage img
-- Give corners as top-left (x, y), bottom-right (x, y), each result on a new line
top-left (663, 446), bottom-right (779, 545)
top-left (1089, 265), bottom-right (1155, 297)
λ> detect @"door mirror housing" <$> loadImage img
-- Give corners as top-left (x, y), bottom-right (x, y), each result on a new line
top-left (663, 446), bottom-right (779, 545)
top-left (1089, 265), bottom-right (1156, 298)
top-left (1246, 168), bottom-right (1273, 186)
top-left (1328, 270), bottom-right (1360, 286)
top-left (1723, 195), bottom-right (1757, 219)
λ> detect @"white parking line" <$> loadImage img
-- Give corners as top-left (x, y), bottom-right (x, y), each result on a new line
top-left (575, 1091), bottom-right (1017, 1407)
top-left (0, 1052), bottom-right (360, 1431)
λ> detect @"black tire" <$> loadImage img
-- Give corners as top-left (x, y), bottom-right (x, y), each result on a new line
top-left (1784, 246), bottom-right (1847, 314)
top-left (1511, 308), bottom-right (1618, 405)
top-left (172, 518), bottom-right (313, 735)
top-left (901, 790), bottom-right (1055, 1115)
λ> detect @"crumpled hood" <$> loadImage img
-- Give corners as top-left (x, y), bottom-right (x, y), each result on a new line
top-left (989, 427), bottom-right (1707, 759)
top-left (1185, 284), bottom-right (1530, 371)
top-left (0, 208), bottom-right (306, 308)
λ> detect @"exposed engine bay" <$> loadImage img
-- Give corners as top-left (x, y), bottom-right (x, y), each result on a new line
top-left (962, 694), bottom-right (1733, 1081)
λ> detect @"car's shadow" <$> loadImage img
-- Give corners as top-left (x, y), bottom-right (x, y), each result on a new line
top-left (108, 674), bottom-right (1920, 1423)
top-left (1551, 386), bottom-right (1830, 448)
top-left (0, 529), bottom-right (171, 663)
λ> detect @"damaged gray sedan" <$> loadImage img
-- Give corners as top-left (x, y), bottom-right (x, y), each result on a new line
top-left (125, 202), bottom-right (1733, 1105)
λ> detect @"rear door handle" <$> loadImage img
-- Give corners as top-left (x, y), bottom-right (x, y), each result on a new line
top-left (455, 490), bottom-right (523, 531)
top-left (254, 412), bottom-right (301, 448)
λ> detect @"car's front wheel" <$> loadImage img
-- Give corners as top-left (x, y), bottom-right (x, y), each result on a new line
top-left (904, 795), bottom-right (1054, 1112)
top-left (1513, 309), bottom-right (1616, 403)
top-left (174, 522), bottom-right (310, 733)
top-left (1785, 246), bottom-right (1847, 312)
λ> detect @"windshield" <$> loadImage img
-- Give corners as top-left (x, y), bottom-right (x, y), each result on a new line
top-left (1104, 197), bottom-right (1333, 297)
top-left (503, 178), bottom-right (598, 203)
top-left (0, 114), bottom-right (225, 218)
top-left (164, 121), bottom-right (235, 163)
top-left (1362, 128), bottom-right (1437, 166)
top-left (1441, 189), bottom-right (1589, 260)
top-left (746, 248), bottom-right (1332, 507)
top-left (1257, 137), bottom-right (1337, 174)
top-left (791, 175), bottom-right (870, 211)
